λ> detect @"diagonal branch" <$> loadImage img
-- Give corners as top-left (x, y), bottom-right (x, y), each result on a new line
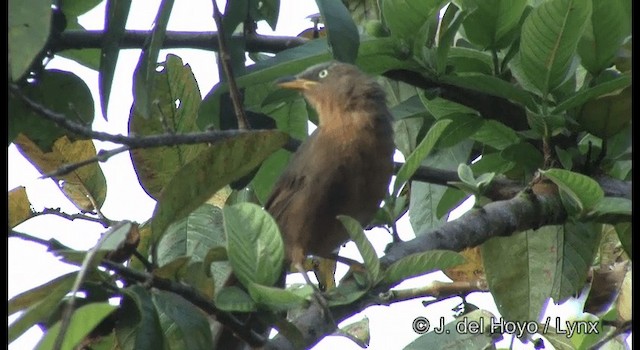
top-left (266, 190), bottom-right (567, 349)
top-left (211, 1), bottom-right (250, 130)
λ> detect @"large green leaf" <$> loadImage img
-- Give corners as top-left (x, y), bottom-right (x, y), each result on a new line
top-left (223, 203), bottom-right (284, 287)
top-left (409, 141), bottom-right (473, 235)
top-left (577, 0), bottom-right (631, 74)
top-left (381, 0), bottom-right (448, 42)
top-left (116, 285), bottom-right (164, 350)
top-left (551, 73), bottom-right (631, 114)
top-left (541, 168), bottom-right (604, 211)
top-left (576, 86), bottom-right (631, 139)
top-left (8, 0), bottom-right (51, 81)
top-left (251, 99), bottom-right (308, 204)
top-left (337, 216), bottom-right (381, 283)
top-left (470, 120), bottom-right (520, 151)
top-left (129, 54), bottom-right (206, 200)
top-left (393, 119), bottom-right (452, 196)
top-left (459, 0), bottom-right (527, 49)
top-left (316, 0), bottom-right (360, 63)
top-left (482, 226), bottom-right (560, 322)
top-left (515, 0), bottom-right (592, 96)
top-left (156, 204), bottom-right (227, 276)
top-left (34, 303), bottom-right (118, 350)
top-left (551, 222), bottom-right (600, 302)
top-left (150, 130), bottom-right (288, 243)
top-left (8, 275), bottom-right (76, 343)
top-left (152, 290), bottom-right (213, 350)
top-left (9, 70), bottom-right (94, 150)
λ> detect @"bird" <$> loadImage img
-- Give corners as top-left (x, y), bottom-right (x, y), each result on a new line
top-left (216, 61), bottom-right (396, 349)
top-left (266, 61), bottom-right (396, 284)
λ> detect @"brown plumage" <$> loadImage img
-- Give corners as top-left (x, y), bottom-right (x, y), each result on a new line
top-left (266, 61), bottom-right (396, 269)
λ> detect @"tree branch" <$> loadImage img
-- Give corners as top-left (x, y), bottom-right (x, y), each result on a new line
top-left (266, 190), bottom-right (567, 349)
top-left (211, 1), bottom-right (250, 130)
top-left (54, 30), bottom-right (309, 54)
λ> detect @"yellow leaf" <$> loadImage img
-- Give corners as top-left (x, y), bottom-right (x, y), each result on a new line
top-left (14, 134), bottom-right (107, 211)
top-left (8, 186), bottom-right (34, 228)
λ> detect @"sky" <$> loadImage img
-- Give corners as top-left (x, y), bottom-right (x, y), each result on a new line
top-left (8, 1), bottom-right (622, 349)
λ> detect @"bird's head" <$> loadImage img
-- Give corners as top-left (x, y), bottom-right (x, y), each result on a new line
top-left (275, 61), bottom-right (387, 124)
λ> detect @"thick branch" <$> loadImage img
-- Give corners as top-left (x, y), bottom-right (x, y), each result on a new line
top-left (267, 190), bottom-right (566, 349)
top-left (54, 30), bottom-right (308, 53)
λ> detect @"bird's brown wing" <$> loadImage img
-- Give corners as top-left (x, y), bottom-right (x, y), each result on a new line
top-left (264, 169), bottom-right (306, 222)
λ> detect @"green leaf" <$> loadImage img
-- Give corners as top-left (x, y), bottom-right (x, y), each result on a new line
top-left (116, 285), bottom-right (164, 350)
top-left (8, 275), bottom-right (76, 343)
top-left (577, 0), bottom-right (631, 74)
top-left (409, 141), bottom-right (473, 235)
top-left (34, 303), bottom-right (117, 350)
top-left (98, 0), bottom-right (132, 121)
top-left (615, 222), bottom-right (631, 259)
top-left (482, 226), bottom-right (560, 322)
top-left (9, 70), bottom-right (94, 150)
top-left (437, 114), bottom-right (483, 148)
top-left (157, 204), bottom-right (227, 273)
top-left (541, 168), bottom-right (604, 211)
top-left (500, 142), bottom-right (543, 174)
top-left (393, 119), bottom-right (452, 196)
top-left (382, 250), bottom-right (465, 284)
top-left (382, 0), bottom-right (448, 42)
top-left (223, 203), bottom-right (284, 287)
top-left (435, 187), bottom-right (469, 219)
top-left (316, 0), bottom-right (360, 63)
top-left (420, 96), bottom-right (477, 119)
top-left (552, 73), bottom-right (631, 114)
top-left (470, 120), bottom-right (520, 150)
top-left (577, 86), bottom-right (631, 139)
top-left (550, 222), bottom-right (600, 302)
top-left (8, 0), bottom-right (51, 81)
top-left (133, 0), bottom-right (175, 119)
top-left (150, 130), bottom-right (288, 243)
top-left (8, 272), bottom-right (77, 316)
top-left (435, 5), bottom-right (469, 75)
top-left (459, 0), bottom-right (527, 49)
top-left (457, 163), bottom-right (475, 186)
top-left (585, 197), bottom-right (632, 223)
top-left (152, 290), bottom-right (213, 350)
top-left (441, 73), bottom-right (538, 112)
top-left (130, 54), bottom-right (206, 199)
top-left (251, 98), bottom-right (308, 203)
top-left (247, 282), bottom-right (308, 311)
top-left (215, 286), bottom-right (257, 312)
top-left (251, 0), bottom-right (280, 30)
top-left (516, 0), bottom-right (592, 96)
top-left (337, 215), bottom-right (380, 283)
top-left (60, 0), bottom-right (103, 17)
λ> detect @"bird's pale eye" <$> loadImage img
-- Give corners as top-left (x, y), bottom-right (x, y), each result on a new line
top-left (318, 69), bottom-right (329, 79)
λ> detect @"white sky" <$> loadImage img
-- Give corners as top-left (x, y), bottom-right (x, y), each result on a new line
top-left (8, 1), bottom-right (626, 350)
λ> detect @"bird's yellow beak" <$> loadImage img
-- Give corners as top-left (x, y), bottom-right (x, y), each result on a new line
top-left (276, 76), bottom-right (318, 91)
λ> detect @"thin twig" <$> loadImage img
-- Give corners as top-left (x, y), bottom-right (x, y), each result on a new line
top-left (211, 1), bottom-right (250, 130)
top-left (10, 83), bottom-right (258, 146)
top-left (377, 279), bottom-right (488, 306)
top-left (44, 146), bottom-right (130, 178)
top-left (35, 208), bottom-right (110, 228)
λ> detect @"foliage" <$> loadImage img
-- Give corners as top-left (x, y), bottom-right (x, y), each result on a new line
top-left (8, 0), bottom-right (631, 349)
